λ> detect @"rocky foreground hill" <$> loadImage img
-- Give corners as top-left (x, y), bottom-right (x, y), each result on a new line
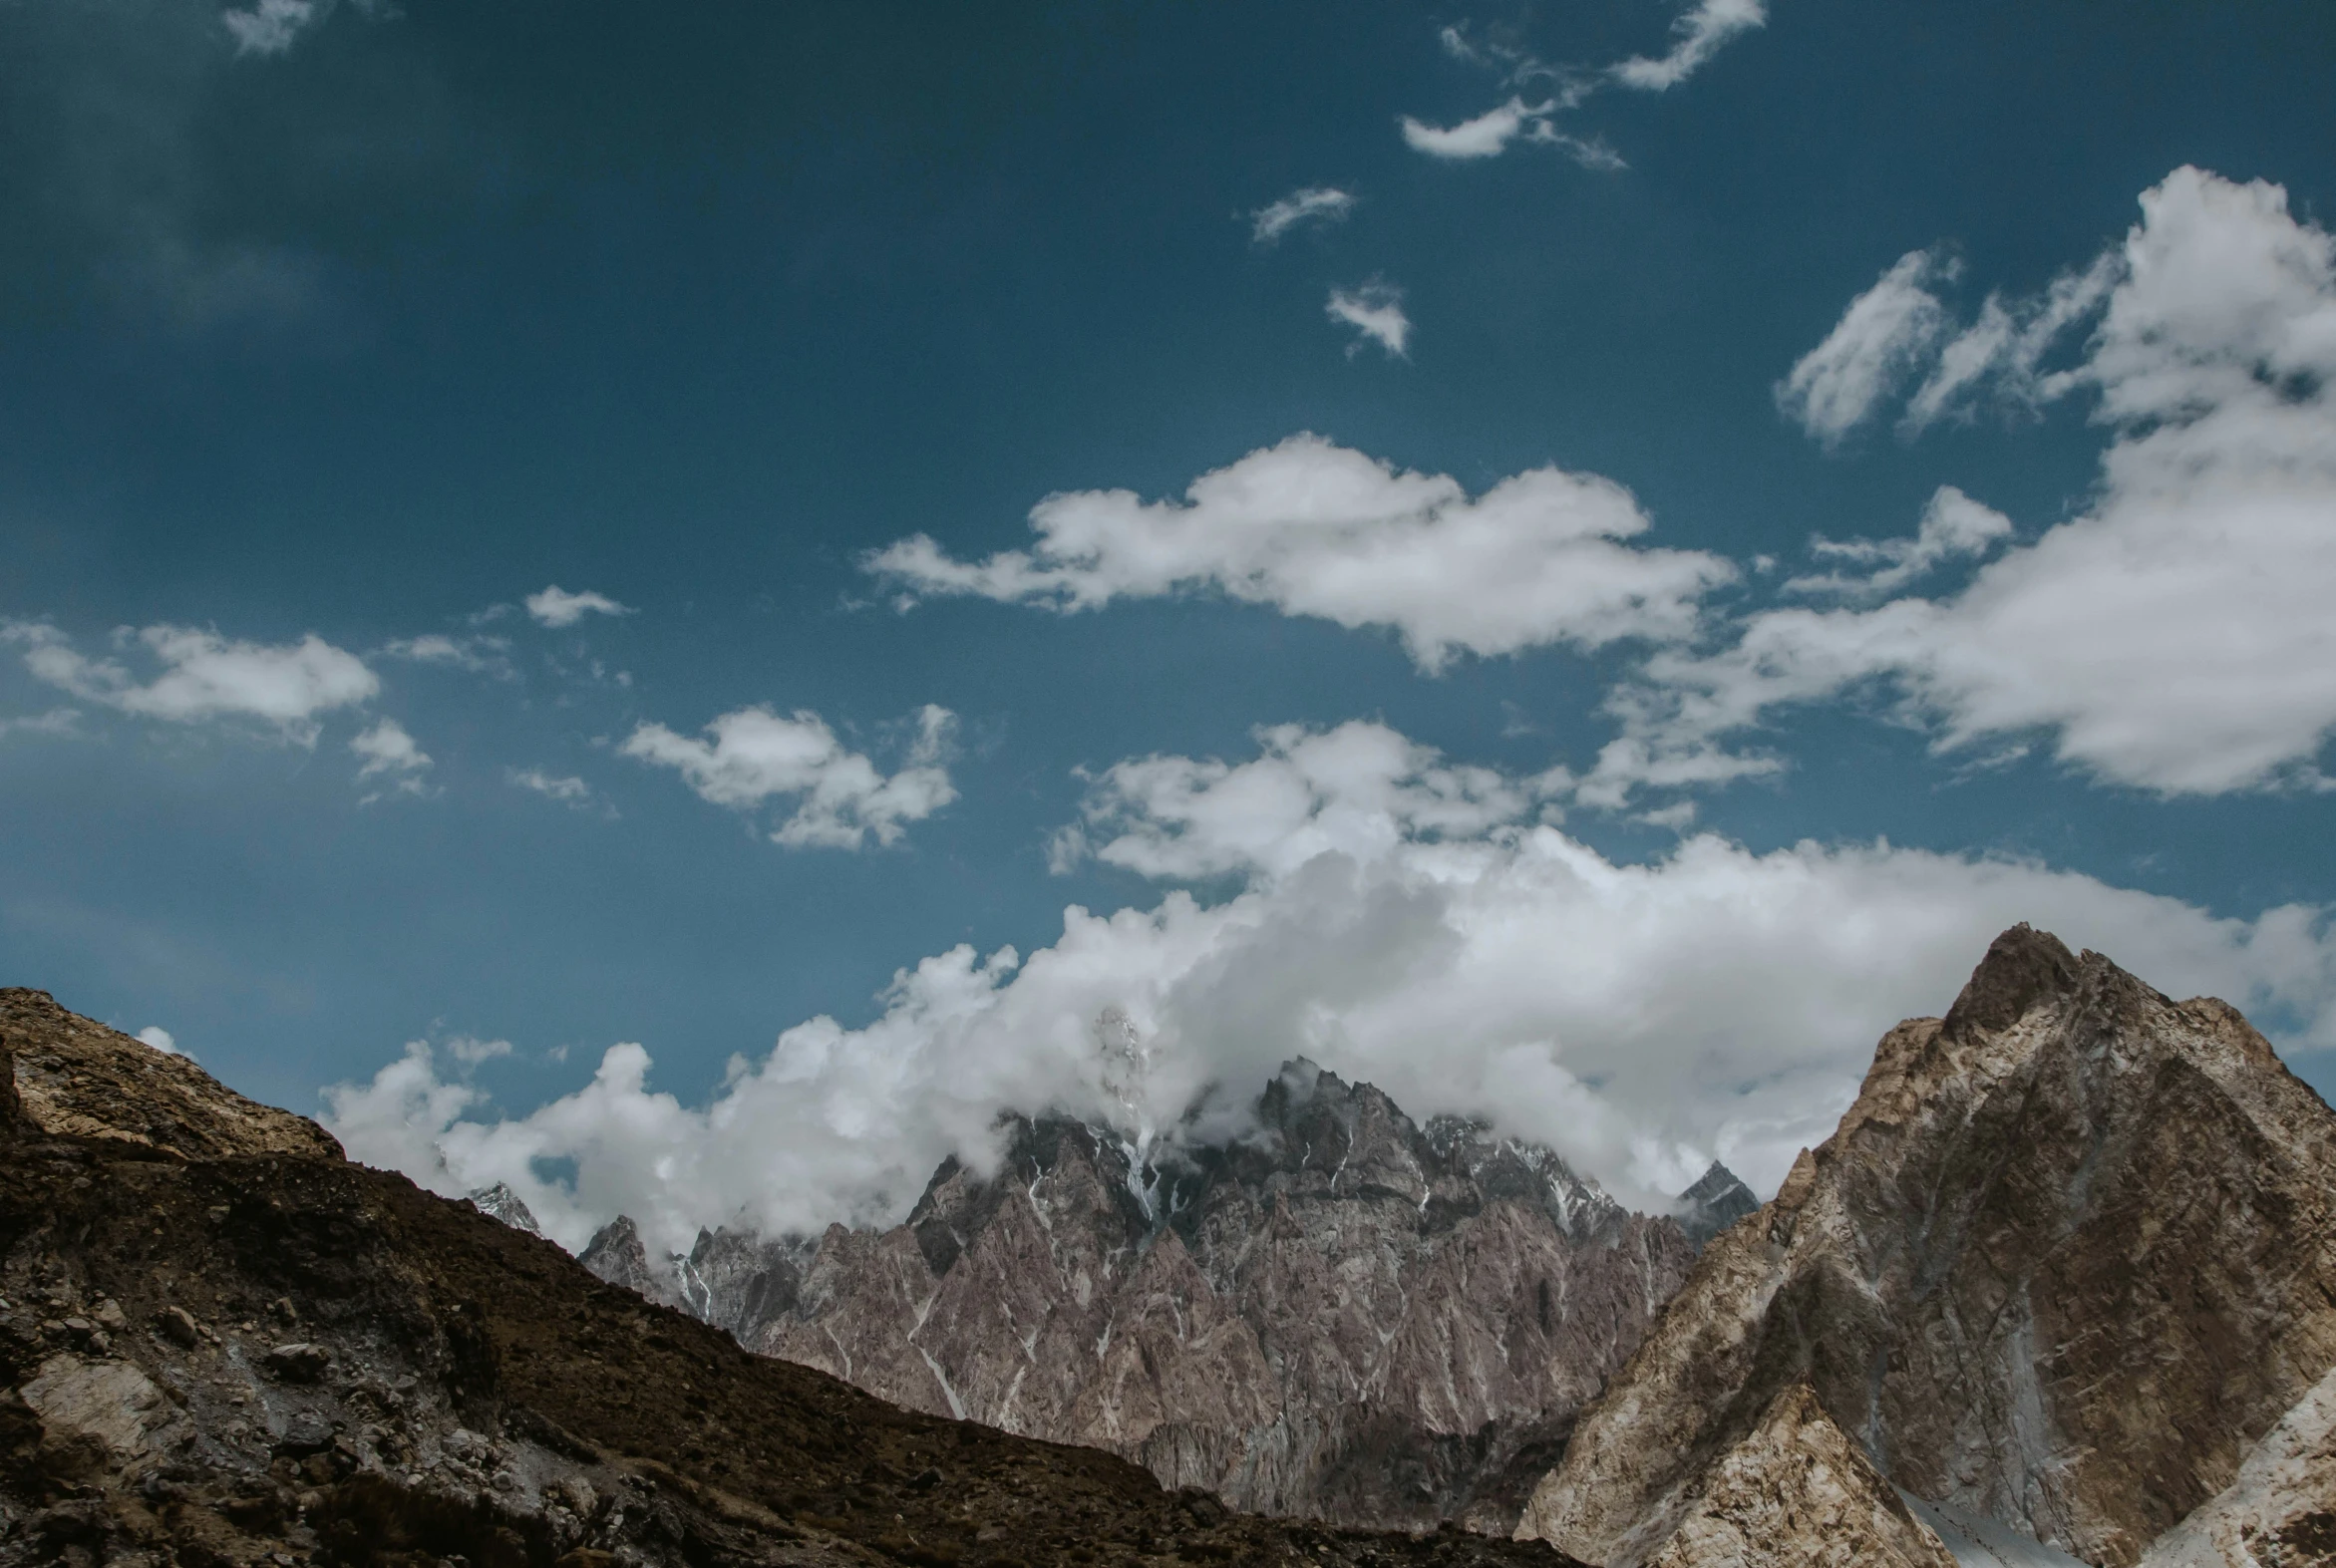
top-left (1513, 926), bottom-right (2336, 1568)
top-left (568, 1063), bottom-right (1753, 1531)
top-left (0, 987), bottom-right (1584, 1568)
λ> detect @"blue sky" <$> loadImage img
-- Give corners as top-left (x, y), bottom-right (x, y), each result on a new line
top-left (6, 0), bottom-right (2335, 1247)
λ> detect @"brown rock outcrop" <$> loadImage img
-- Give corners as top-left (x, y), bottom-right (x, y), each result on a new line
top-left (589, 1063), bottom-right (1707, 1531)
top-left (1516, 925), bottom-right (2336, 1568)
top-left (0, 988), bottom-right (342, 1163)
top-left (1644, 1386), bottom-right (1957, 1568)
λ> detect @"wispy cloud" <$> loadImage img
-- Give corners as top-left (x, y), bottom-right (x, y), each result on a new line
top-left (221, 0), bottom-right (319, 57)
top-left (524, 586), bottom-right (635, 629)
top-left (1249, 186), bottom-right (1356, 245)
top-left (1774, 247), bottom-right (1957, 446)
top-left (1400, 98), bottom-right (1554, 159)
top-left (1325, 281), bottom-right (1412, 358)
top-left (378, 633), bottom-right (515, 679)
top-left (1611, 0), bottom-right (1768, 92)
top-left (508, 768), bottom-right (610, 815)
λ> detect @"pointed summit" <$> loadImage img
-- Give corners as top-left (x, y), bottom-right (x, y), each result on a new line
top-left (467, 1181), bottom-right (542, 1236)
top-left (1940, 922), bottom-right (2082, 1042)
top-left (1671, 1161), bottom-right (1757, 1246)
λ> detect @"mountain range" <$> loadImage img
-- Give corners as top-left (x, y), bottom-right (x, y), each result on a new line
top-left (7, 922), bottom-right (2334, 1566)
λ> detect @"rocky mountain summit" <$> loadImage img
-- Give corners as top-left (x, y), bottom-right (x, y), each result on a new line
top-left (575, 1062), bottom-right (1719, 1533)
top-left (0, 988), bottom-right (1583, 1568)
top-left (1513, 926), bottom-right (2336, 1568)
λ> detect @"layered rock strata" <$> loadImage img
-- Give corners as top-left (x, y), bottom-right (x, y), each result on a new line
top-left (0, 989), bottom-right (1583, 1568)
top-left (584, 1063), bottom-right (1709, 1531)
top-left (1516, 926), bottom-right (2336, 1568)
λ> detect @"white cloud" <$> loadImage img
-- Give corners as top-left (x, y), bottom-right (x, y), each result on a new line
top-left (0, 709), bottom-right (81, 741)
top-left (1635, 167), bottom-right (2336, 796)
top-left (326, 719), bottom-right (2336, 1258)
top-left (508, 768), bottom-right (600, 808)
top-left (447, 1036), bottom-right (513, 1067)
top-left (1325, 281), bottom-right (1411, 358)
top-left (1611, 0), bottom-right (1768, 91)
top-left (137, 1027), bottom-right (179, 1056)
top-left (1250, 186), bottom-right (1356, 245)
top-left (1776, 247), bottom-right (1957, 446)
top-left (221, 0), bottom-right (316, 56)
top-left (379, 633), bottom-right (514, 679)
top-left (622, 703), bottom-right (956, 849)
top-left (1901, 255), bottom-right (2120, 433)
top-left (1401, 98), bottom-right (1552, 159)
top-left (863, 434), bottom-right (1735, 674)
top-left (1784, 485), bottom-right (2014, 601)
top-left (524, 586), bottom-right (634, 629)
top-left (7, 622), bottom-right (378, 745)
top-left (350, 718), bottom-right (433, 797)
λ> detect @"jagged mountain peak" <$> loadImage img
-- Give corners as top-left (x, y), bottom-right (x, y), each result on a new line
top-left (1668, 1161), bottom-right (1756, 1247)
top-left (466, 1180), bottom-right (542, 1236)
top-left (1518, 926), bottom-right (2336, 1568)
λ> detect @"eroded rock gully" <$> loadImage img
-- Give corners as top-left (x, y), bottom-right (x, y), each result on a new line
top-left (1514, 926), bottom-right (2336, 1568)
top-left (579, 1063), bottom-right (1734, 1533)
top-left (0, 987), bottom-right (1583, 1568)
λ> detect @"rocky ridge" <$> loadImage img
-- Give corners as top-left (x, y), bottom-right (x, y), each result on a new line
top-left (1513, 926), bottom-right (2336, 1568)
top-left (0, 987), bottom-right (1584, 1568)
top-left (576, 1063), bottom-right (1722, 1532)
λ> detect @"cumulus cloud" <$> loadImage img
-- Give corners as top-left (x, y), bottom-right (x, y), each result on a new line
top-left (6, 621), bottom-right (378, 744)
top-left (1250, 186), bottom-right (1356, 245)
top-left (138, 1027), bottom-right (180, 1055)
top-left (863, 434), bottom-right (1734, 674)
top-left (1611, 0), bottom-right (1768, 91)
top-left (524, 586), bottom-right (634, 629)
top-left (1633, 167), bottom-right (2336, 796)
top-left (326, 718), bottom-right (2336, 1258)
top-left (1784, 486), bottom-right (2015, 601)
top-left (622, 703), bottom-right (956, 849)
top-left (350, 718), bottom-right (432, 798)
top-left (1325, 282), bottom-right (1411, 358)
top-left (1776, 247), bottom-right (1958, 446)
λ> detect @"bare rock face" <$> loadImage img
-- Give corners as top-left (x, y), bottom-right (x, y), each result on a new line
top-left (2139, 1362), bottom-right (2336, 1568)
top-left (1516, 926), bottom-right (2336, 1568)
top-left (582, 1061), bottom-right (1706, 1532)
top-left (1668, 1163), bottom-right (1757, 1248)
top-left (0, 988), bottom-right (342, 1162)
top-left (1644, 1386), bottom-right (1957, 1568)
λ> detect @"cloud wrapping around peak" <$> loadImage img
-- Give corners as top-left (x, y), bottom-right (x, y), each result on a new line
top-left (1612, 0), bottom-right (1768, 92)
top-left (1641, 166), bottom-right (2336, 796)
top-left (623, 703), bottom-right (956, 849)
top-left (1325, 282), bottom-right (1411, 358)
top-left (1775, 248), bottom-right (1957, 446)
top-left (350, 718), bottom-right (433, 797)
top-left (7, 622), bottom-right (378, 744)
top-left (525, 586), bottom-right (634, 629)
top-left (325, 718), bottom-right (2336, 1258)
top-left (864, 435), bottom-right (1735, 673)
top-left (1250, 187), bottom-right (1356, 245)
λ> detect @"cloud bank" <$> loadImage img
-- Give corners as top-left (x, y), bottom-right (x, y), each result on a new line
top-left (327, 719), bottom-right (2336, 1260)
top-left (623, 703), bottom-right (956, 849)
top-left (864, 434), bottom-right (1734, 673)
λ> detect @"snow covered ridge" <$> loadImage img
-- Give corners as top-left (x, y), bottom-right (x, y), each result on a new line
top-left (529, 1059), bottom-right (1741, 1532)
